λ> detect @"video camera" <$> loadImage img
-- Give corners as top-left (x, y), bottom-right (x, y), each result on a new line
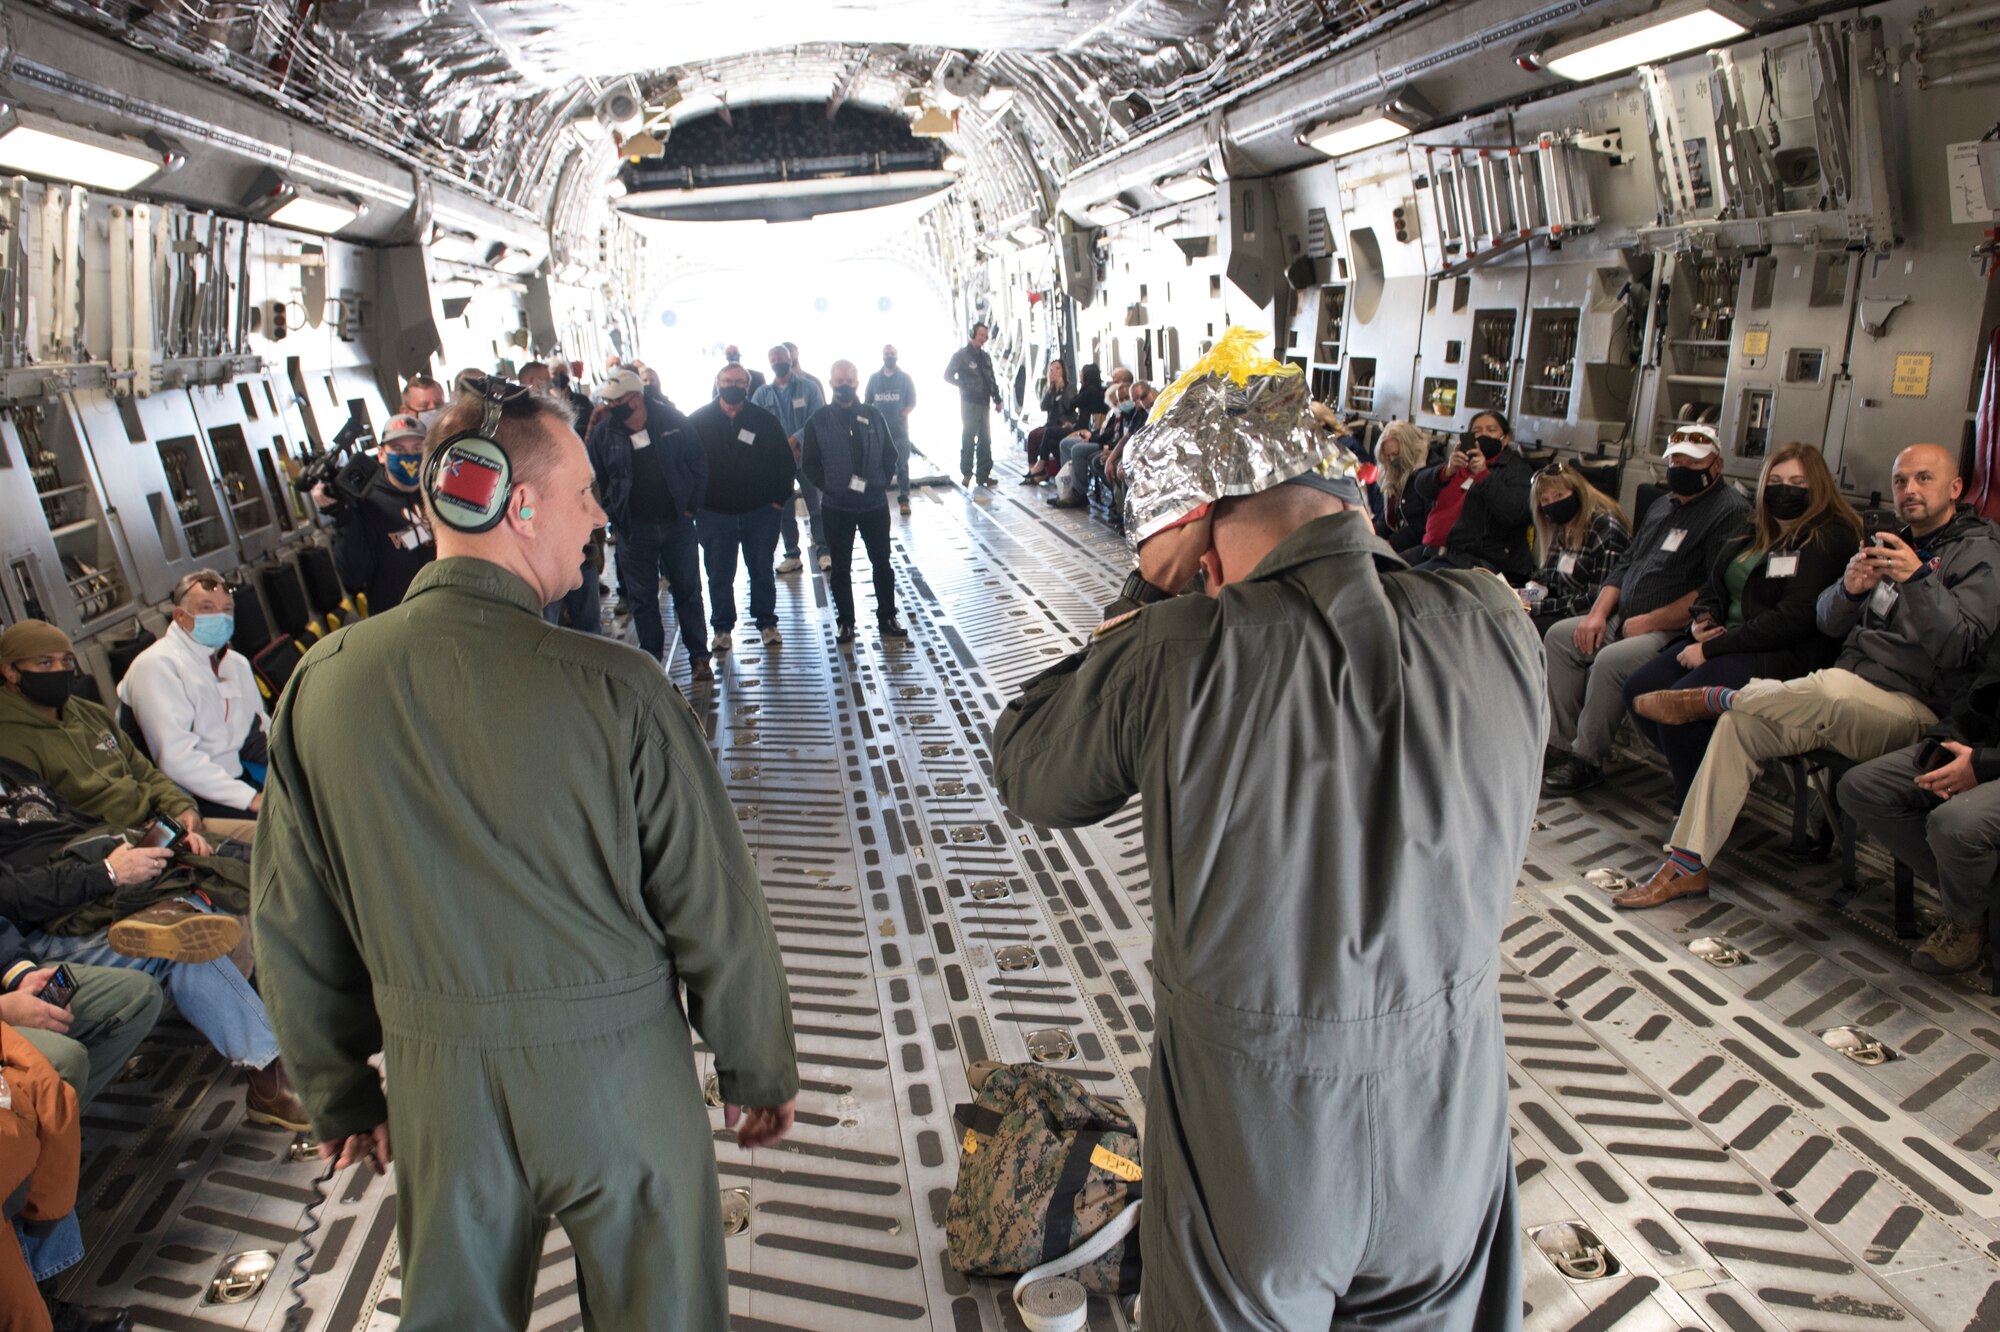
top-left (294, 407), bottom-right (382, 507)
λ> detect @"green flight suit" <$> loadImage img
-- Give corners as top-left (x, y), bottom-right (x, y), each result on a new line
top-left (993, 512), bottom-right (1545, 1331)
top-left (251, 558), bottom-right (797, 1331)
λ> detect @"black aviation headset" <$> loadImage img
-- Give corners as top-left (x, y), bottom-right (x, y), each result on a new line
top-left (420, 373), bottom-right (536, 534)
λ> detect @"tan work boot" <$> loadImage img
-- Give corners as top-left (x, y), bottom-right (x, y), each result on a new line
top-left (107, 899), bottom-right (242, 964)
top-left (1632, 689), bottom-right (1725, 725)
top-left (1613, 862), bottom-right (1710, 910)
top-left (245, 1060), bottom-right (311, 1131)
top-left (1911, 918), bottom-right (1989, 974)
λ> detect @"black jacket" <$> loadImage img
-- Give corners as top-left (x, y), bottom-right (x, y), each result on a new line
top-left (1, 756), bottom-right (118, 964)
top-left (689, 400), bottom-right (795, 515)
top-left (801, 403), bottom-right (898, 514)
top-left (586, 397), bottom-right (706, 530)
top-left (330, 477), bottom-right (434, 612)
top-left (1933, 631), bottom-right (2000, 783)
top-left (1040, 387), bottom-right (1079, 436)
top-left (945, 344), bottom-right (1001, 407)
top-left (1411, 449), bottom-right (1535, 579)
top-left (1693, 517), bottom-right (1859, 666)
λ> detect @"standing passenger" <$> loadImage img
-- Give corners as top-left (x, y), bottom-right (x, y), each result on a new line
top-left (866, 344), bottom-right (918, 516)
top-left (943, 322), bottom-right (1001, 488)
top-left (801, 361), bottom-right (907, 645)
top-left (254, 375), bottom-right (798, 1330)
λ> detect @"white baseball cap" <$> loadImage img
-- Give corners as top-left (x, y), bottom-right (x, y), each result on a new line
top-left (1663, 423), bottom-right (1721, 461)
top-left (599, 368), bottom-right (645, 401)
top-left (381, 414), bottom-right (427, 446)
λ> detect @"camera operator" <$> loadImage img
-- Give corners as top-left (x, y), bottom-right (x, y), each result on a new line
top-left (312, 414), bottom-right (436, 614)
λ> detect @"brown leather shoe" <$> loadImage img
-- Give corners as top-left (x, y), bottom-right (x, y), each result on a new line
top-left (1632, 689), bottom-right (1724, 725)
top-left (107, 899), bottom-right (242, 964)
top-left (245, 1060), bottom-right (310, 1132)
top-left (1613, 863), bottom-right (1710, 910)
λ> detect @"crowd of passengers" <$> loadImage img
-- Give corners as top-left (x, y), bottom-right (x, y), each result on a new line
top-left (1020, 362), bottom-right (2000, 980)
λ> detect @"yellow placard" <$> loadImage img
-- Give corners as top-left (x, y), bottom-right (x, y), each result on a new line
top-left (962, 1129), bottom-right (980, 1156)
top-left (1892, 353), bottom-right (1934, 398)
top-left (1740, 330), bottom-right (1770, 357)
top-left (1090, 1144), bottom-right (1143, 1182)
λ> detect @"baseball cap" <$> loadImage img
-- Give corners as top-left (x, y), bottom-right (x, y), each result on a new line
top-left (600, 368), bottom-right (645, 401)
top-left (381, 414), bottom-right (427, 446)
top-left (1663, 424), bottom-right (1721, 461)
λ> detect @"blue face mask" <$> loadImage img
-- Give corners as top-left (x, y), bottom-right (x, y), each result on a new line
top-left (190, 613), bottom-right (234, 649)
top-left (385, 452), bottom-right (423, 488)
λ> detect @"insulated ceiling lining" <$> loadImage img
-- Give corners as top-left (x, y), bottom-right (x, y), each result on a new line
top-left (13, 0), bottom-right (1416, 235)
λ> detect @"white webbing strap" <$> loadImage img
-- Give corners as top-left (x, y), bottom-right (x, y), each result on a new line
top-left (1010, 1199), bottom-right (1141, 1332)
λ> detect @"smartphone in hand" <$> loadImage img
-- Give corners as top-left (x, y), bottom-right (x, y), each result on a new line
top-left (41, 963), bottom-right (79, 1009)
top-left (134, 813), bottom-right (189, 852)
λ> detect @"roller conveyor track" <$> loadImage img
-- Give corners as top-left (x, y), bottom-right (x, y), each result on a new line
top-left (50, 482), bottom-right (2000, 1330)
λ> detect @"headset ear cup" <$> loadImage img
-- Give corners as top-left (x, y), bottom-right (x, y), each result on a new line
top-left (423, 433), bottom-right (515, 534)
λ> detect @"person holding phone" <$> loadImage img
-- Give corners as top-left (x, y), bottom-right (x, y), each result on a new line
top-left (1839, 630), bottom-right (2000, 973)
top-left (1406, 410), bottom-right (1537, 580)
top-left (1617, 443), bottom-right (2000, 910)
top-left (1, 755), bottom-right (308, 1130)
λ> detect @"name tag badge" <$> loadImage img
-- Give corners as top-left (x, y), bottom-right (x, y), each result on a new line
top-left (737, 428), bottom-right (756, 445)
top-left (629, 429), bottom-right (651, 450)
top-left (394, 528), bottom-right (421, 551)
top-left (1556, 552), bottom-right (1579, 575)
top-left (1869, 580), bottom-right (1900, 618)
top-left (1461, 477), bottom-right (1475, 492)
top-left (848, 476), bottom-right (869, 493)
top-left (1662, 529), bottom-right (1688, 553)
top-left (1767, 553), bottom-right (1800, 578)
top-left (792, 396), bottom-right (805, 409)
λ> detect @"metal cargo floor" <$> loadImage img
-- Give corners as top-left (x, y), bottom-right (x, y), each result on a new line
top-left (52, 481), bottom-right (2000, 1330)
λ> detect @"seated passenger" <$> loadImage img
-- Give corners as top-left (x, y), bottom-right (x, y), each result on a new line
top-left (1368, 421), bottom-right (1432, 551)
top-left (3, 911), bottom-right (162, 1108)
top-left (1621, 444), bottom-right (1861, 802)
top-left (1840, 630), bottom-right (2000, 973)
top-left (1073, 363), bottom-right (1108, 429)
top-left (1407, 410), bottom-right (1535, 579)
top-left (0, 624), bottom-right (241, 856)
top-left (2, 1023), bottom-right (83, 1332)
top-left (1617, 443), bottom-right (2000, 909)
top-left (1542, 427), bottom-right (1750, 795)
top-left (0, 755), bottom-right (306, 1129)
top-left (1050, 382), bottom-right (1141, 510)
top-left (117, 570), bottom-right (267, 835)
top-left (1523, 462), bottom-right (1629, 639)
top-left (1022, 359), bottom-right (1078, 483)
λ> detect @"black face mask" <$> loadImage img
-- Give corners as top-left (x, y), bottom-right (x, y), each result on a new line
top-left (719, 385), bottom-right (749, 406)
top-left (1540, 495), bottom-right (1582, 526)
top-left (1668, 465), bottom-right (1715, 498)
top-left (833, 385), bottom-right (858, 405)
top-left (771, 361), bottom-right (791, 378)
top-left (725, 352), bottom-right (740, 363)
top-left (1765, 484), bottom-right (1811, 521)
top-left (14, 668), bottom-right (74, 709)
top-left (883, 357), bottom-right (898, 370)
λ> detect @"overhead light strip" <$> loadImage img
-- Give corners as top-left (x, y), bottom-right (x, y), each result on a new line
top-left (1543, 1), bottom-right (1752, 81)
top-left (0, 107), bottom-right (165, 192)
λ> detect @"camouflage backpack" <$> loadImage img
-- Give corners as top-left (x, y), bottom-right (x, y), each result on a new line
top-left (945, 1061), bottom-right (1142, 1296)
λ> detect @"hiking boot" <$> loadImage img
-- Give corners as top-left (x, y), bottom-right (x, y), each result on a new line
top-left (880, 620), bottom-right (910, 641)
top-left (711, 631), bottom-right (733, 654)
top-left (1541, 758), bottom-right (1603, 796)
top-left (960, 474), bottom-right (972, 487)
top-left (977, 475), bottom-right (996, 487)
top-left (760, 626), bottom-right (782, 647)
top-left (898, 499), bottom-right (911, 515)
top-left (689, 657), bottom-right (715, 685)
top-left (244, 1060), bottom-right (310, 1131)
top-left (1911, 917), bottom-right (1989, 974)
top-left (1633, 688), bottom-right (1726, 725)
top-left (776, 556), bottom-right (803, 575)
top-left (107, 899), bottom-right (241, 965)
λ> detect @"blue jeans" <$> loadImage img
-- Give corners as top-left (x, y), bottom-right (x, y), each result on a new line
top-left (960, 400), bottom-right (993, 479)
top-left (616, 517), bottom-right (707, 662)
top-left (543, 558), bottom-right (602, 634)
top-left (26, 915), bottom-right (280, 1068)
top-left (698, 507), bottom-right (782, 632)
top-left (890, 433), bottom-right (912, 501)
top-left (15, 1212), bottom-right (84, 1282)
top-left (780, 475), bottom-right (826, 557)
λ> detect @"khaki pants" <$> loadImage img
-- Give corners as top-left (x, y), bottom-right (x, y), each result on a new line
top-left (1670, 668), bottom-right (1936, 861)
top-left (204, 815), bottom-right (258, 847)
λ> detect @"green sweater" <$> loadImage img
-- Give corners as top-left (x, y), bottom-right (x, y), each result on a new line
top-left (0, 688), bottom-right (195, 827)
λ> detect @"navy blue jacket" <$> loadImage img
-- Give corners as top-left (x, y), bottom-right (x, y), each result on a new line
top-left (587, 397), bottom-right (707, 531)
top-left (801, 403), bottom-right (898, 514)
